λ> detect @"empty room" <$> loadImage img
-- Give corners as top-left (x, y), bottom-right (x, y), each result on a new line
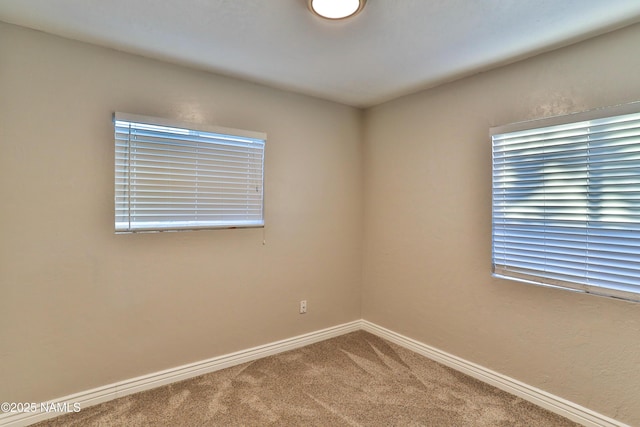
top-left (1, 1), bottom-right (640, 426)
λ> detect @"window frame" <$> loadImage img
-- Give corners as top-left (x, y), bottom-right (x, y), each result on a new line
top-left (114, 112), bottom-right (266, 233)
top-left (490, 102), bottom-right (640, 302)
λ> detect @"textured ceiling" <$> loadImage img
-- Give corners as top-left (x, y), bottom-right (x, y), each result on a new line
top-left (2, 0), bottom-right (640, 107)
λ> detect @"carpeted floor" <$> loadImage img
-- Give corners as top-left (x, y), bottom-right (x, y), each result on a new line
top-left (33, 330), bottom-right (578, 426)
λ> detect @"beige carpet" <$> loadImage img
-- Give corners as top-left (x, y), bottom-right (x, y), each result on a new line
top-left (33, 331), bottom-right (578, 426)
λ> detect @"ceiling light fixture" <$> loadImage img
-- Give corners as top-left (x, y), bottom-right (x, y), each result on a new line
top-left (308, 0), bottom-right (366, 20)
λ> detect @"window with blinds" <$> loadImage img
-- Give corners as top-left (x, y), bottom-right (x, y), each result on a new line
top-left (114, 113), bottom-right (266, 233)
top-left (491, 102), bottom-right (640, 302)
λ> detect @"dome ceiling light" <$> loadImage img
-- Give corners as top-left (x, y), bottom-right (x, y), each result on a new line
top-left (308, 0), bottom-right (367, 20)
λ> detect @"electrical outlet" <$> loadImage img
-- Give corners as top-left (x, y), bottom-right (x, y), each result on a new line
top-left (299, 300), bottom-right (307, 314)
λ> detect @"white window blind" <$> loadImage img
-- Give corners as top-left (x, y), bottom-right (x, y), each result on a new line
top-left (491, 103), bottom-right (640, 302)
top-left (115, 113), bottom-right (265, 233)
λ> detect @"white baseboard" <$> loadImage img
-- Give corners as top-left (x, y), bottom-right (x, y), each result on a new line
top-left (1, 319), bottom-right (627, 427)
top-left (0, 320), bottom-right (361, 427)
top-left (361, 320), bottom-right (627, 427)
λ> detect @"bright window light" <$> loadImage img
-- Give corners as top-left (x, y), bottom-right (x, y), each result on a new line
top-left (491, 102), bottom-right (640, 302)
top-left (114, 113), bottom-right (266, 233)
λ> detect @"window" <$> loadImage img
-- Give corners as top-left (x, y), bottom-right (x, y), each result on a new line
top-left (114, 113), bottom-right (265, 233)
top-left (491, 102), bottom-right (640, 302)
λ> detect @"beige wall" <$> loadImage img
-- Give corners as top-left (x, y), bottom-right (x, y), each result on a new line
top-left (0, 23), bottom-right (363, 402)
top-left (362, 23), bottom-right (640, 425)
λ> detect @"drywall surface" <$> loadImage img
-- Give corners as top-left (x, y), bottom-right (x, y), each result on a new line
top-left (362, 23), bottom-right (640, 425)
top-left (0, 22), bottom-right (363, 402)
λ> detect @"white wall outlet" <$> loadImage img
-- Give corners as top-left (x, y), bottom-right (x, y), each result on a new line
top-left (299, 300), bottom-right (307, 314)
